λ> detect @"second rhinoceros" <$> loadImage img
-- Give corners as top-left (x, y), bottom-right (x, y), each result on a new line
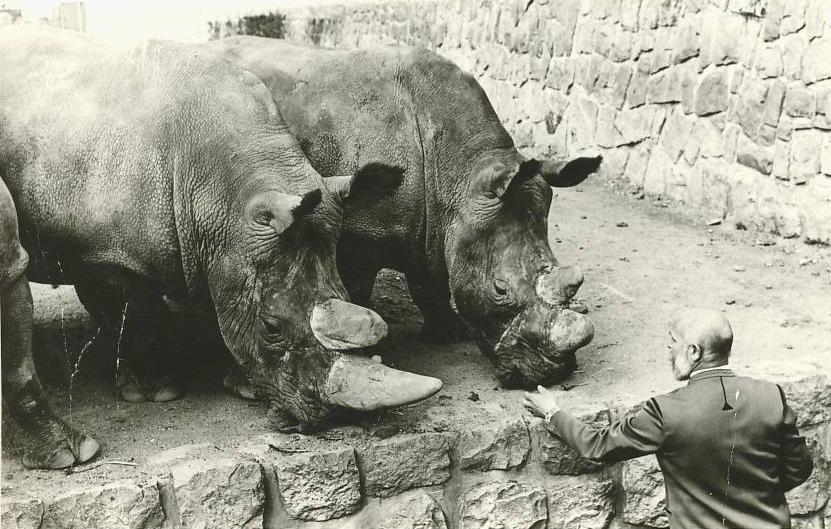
top-left (213, 37), bottom-right (600, 388)
top-left (0, 28), bottom-right (440, 468)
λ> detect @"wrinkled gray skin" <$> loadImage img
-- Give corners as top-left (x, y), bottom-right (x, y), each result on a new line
top-left (0, 28), bottom-right (438, 469)
top-left (213, 37), bottom-right (600, 388)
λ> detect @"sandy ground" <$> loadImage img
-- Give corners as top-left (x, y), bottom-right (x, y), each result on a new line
top-left (2, 177), bottom-right (830, 491)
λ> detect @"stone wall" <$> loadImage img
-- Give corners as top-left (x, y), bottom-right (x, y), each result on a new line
top-left (4, 374), bottom-right (829, 529)
top-left (268, 0), bottom-right (831, 244)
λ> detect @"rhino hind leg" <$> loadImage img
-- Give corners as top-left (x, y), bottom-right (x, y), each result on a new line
top-left (406, 272), bottom-right (468, 343)
top-left (1, 185), bottom-right (99, 469)
top-left (75, 281), bottom-right (184, 403)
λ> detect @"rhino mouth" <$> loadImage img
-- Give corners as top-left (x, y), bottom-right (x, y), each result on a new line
top-left (489, 305), bottom-right (594, 388)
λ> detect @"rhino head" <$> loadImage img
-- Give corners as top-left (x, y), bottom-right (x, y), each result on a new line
top-left (446, 154), bottom-right (601, 388)
top-left (207, 167), bottom-right (441, 431)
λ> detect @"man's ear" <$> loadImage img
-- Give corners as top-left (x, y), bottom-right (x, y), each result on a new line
top-left (324, 163), bottom-right (404, 208)
top-left (687, 343), bottom-right (702, 363)
top-left (540, 155), bottom-right (602, 188)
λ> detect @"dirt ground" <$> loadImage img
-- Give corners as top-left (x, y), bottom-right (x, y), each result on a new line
top-left (2, 177), bottom-right (830, 492)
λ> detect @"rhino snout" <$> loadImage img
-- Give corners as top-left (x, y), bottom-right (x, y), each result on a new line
top-left (536, 265), bottom-right (584, 306)
top-left (310, 298), bottom-right (388, 349)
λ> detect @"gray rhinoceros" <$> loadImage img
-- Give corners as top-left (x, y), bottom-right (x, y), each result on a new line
top-left (212, 37), bottom-right (600, 388)
top-left (0, 28), bottom-right (440, 469)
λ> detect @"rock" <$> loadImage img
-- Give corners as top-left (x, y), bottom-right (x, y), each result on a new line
top-left (736, 133), bottom-right (773, 174)
top-left (615, 105), bottom-right (658, 145)
top-left (784, 87), bottom-right (816, 118)
top-left (782, 35), bottom-right (807, 80)
top-left (804, 40), bottom-right (831, 84)
top-left (763, 0), bottom-right (784, 41)
top-left (673, 19), bottom-right (700, 62)
top-left (646, 66), bottom-right (684, 104)
top-left (822, 138), bottom-right (831, 175)
top-left (734, 77), bottom-right (768, 141)
top-left (271, 446), bottom-right (361, 521)
top-left (530, 414), bottom-right (606, 475)
top-left (790, 129), bottom-right (822, 182)
top-left (786, 461), bottom-right (830, 516)
top-left (167, 456), bottom-right (264, 529)
top-left (1, 491), bottom-right (43, 529)
top-left (695, 68), bottom-right (729, 116)
top-left (623, 457), bottom-right (669, 527)
top-left (546, 473), bottom-right (615, 529)
top-left (458, 417), bottom-right (531, 471)
top-left (459, 482), bottom-right (547, 529)
top-left (764, 79), bottom-right (787, 128)
top-left (41, 477), bottom-right (165, 529)
top-left (781, 0), bottom-right (808, 35)
top-left (779, 375), bottom-right (831, 428)
top-left (360, 433), bottom-right (453, 497)
top-left (700, 14), bottom-right (744, 67)
top-left (377, 493), bottom-right (447, 529)
top-left (626, 58), bottom-right (650, 108)
top-left (644, 144), bottom-right (672, 196)
top-left (661, 109), bottom-right (694, 162)
top-left (756, 45), bottom-right (783, 79)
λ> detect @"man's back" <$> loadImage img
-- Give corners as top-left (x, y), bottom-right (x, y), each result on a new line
top-left (655, 369), bottom-right (805, 528)
top-left (549, 368), bottom-right (813, 529)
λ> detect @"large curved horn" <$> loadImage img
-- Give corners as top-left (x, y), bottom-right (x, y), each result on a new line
top-left (311, 299), bottom-right (388, 350)
top-left (549, 309), bottom-right (594, 352)
top-left (322, 356), bottom-right (443, 410)
top-left (536, 265), bottom-right (584, 305)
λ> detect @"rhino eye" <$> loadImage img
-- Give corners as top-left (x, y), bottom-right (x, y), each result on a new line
top-left (494, 280), bottom-right (508, 296)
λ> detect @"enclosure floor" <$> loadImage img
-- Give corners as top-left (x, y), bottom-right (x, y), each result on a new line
top-left (3, 177), bottom-right (829, 492)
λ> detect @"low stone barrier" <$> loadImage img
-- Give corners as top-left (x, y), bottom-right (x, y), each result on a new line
top-left (3, 374), bottom-right (828, 529)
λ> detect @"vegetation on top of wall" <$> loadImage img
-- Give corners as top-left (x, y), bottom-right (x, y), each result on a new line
top-left (208, 11), bottom-right (286, 41)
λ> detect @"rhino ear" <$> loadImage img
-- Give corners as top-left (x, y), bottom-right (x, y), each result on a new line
top-left (477, 159), bottom-right (541, 199)
top-left (540, 155), bottom-right (602, 188)
top-left (325, 163), bottom-right (404, 208)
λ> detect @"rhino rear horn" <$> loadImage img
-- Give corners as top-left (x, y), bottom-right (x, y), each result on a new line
top-left (322, 355), bottom-right (443, 410)
top-left (311, 298), bottom-right (388, 349)
top-left (540, 155), bottom-right (602, 188)
top-left (536, 265), bottom-right (584, 305)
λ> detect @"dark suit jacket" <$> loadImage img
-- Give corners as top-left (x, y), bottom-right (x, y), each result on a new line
top-left (549, 368), bottom-right (814, 529)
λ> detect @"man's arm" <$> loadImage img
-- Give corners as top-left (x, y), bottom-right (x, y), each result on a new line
top-left (549, 397), bottom-right (665, 463)
top-left (777, 385), bottom-right (813, 491)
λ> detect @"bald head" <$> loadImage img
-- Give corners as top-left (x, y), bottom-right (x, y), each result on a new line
top-left (670, 308), bottom-right (733, 361)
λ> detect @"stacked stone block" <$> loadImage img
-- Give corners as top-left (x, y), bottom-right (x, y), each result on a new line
top-left (3, 374), bottom-right (827, 528)
top-left (269, 0), bottom-right (831, 245)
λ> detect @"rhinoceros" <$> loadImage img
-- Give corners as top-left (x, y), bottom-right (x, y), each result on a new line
top-left (0, 28), bottom-right (440, 469)
top-left (212, 37), bottom-right (600, 388)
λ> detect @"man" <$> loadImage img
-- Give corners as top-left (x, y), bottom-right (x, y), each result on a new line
top-left (524, 308), bottom-right (813, 529)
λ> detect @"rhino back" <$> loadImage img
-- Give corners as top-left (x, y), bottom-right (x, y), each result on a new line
top-left (0, 28), bottom-right (290, 292)
top-left (216, 38), bottom-right (516, 271)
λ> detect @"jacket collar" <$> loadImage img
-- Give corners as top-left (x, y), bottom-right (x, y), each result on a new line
top-left (688, 367), bottom-right (735, 383)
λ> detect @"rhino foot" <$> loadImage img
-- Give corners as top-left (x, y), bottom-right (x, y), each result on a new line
top-left (118, 368), bottom-right (183, 403)
top-left (420, 312), bottom-right (468, 343)
top-left (222, 369), bottom-right (256, 400)
top-left (22, 422), bottom-right (99, 470)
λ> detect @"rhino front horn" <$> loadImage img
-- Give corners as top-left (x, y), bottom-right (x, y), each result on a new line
top-left (549, 309), bottom-right (594, 352)
top-left (311, 299), bottom-right (388, 350)
top-left (322, 355), bottom-right (443, 410)
top-left (536, 265), bottom-right (584, 306)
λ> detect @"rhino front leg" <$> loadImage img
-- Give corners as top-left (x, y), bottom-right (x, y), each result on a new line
top-left (75, 282), bottom-right (184, 403)
top-left (406, 271), bottom-right (468, 343)
top-left (1, 183), bottom-right (99, 469)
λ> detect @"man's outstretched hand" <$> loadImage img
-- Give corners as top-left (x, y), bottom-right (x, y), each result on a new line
top-left (523, 385), bottom-right (562, 419)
